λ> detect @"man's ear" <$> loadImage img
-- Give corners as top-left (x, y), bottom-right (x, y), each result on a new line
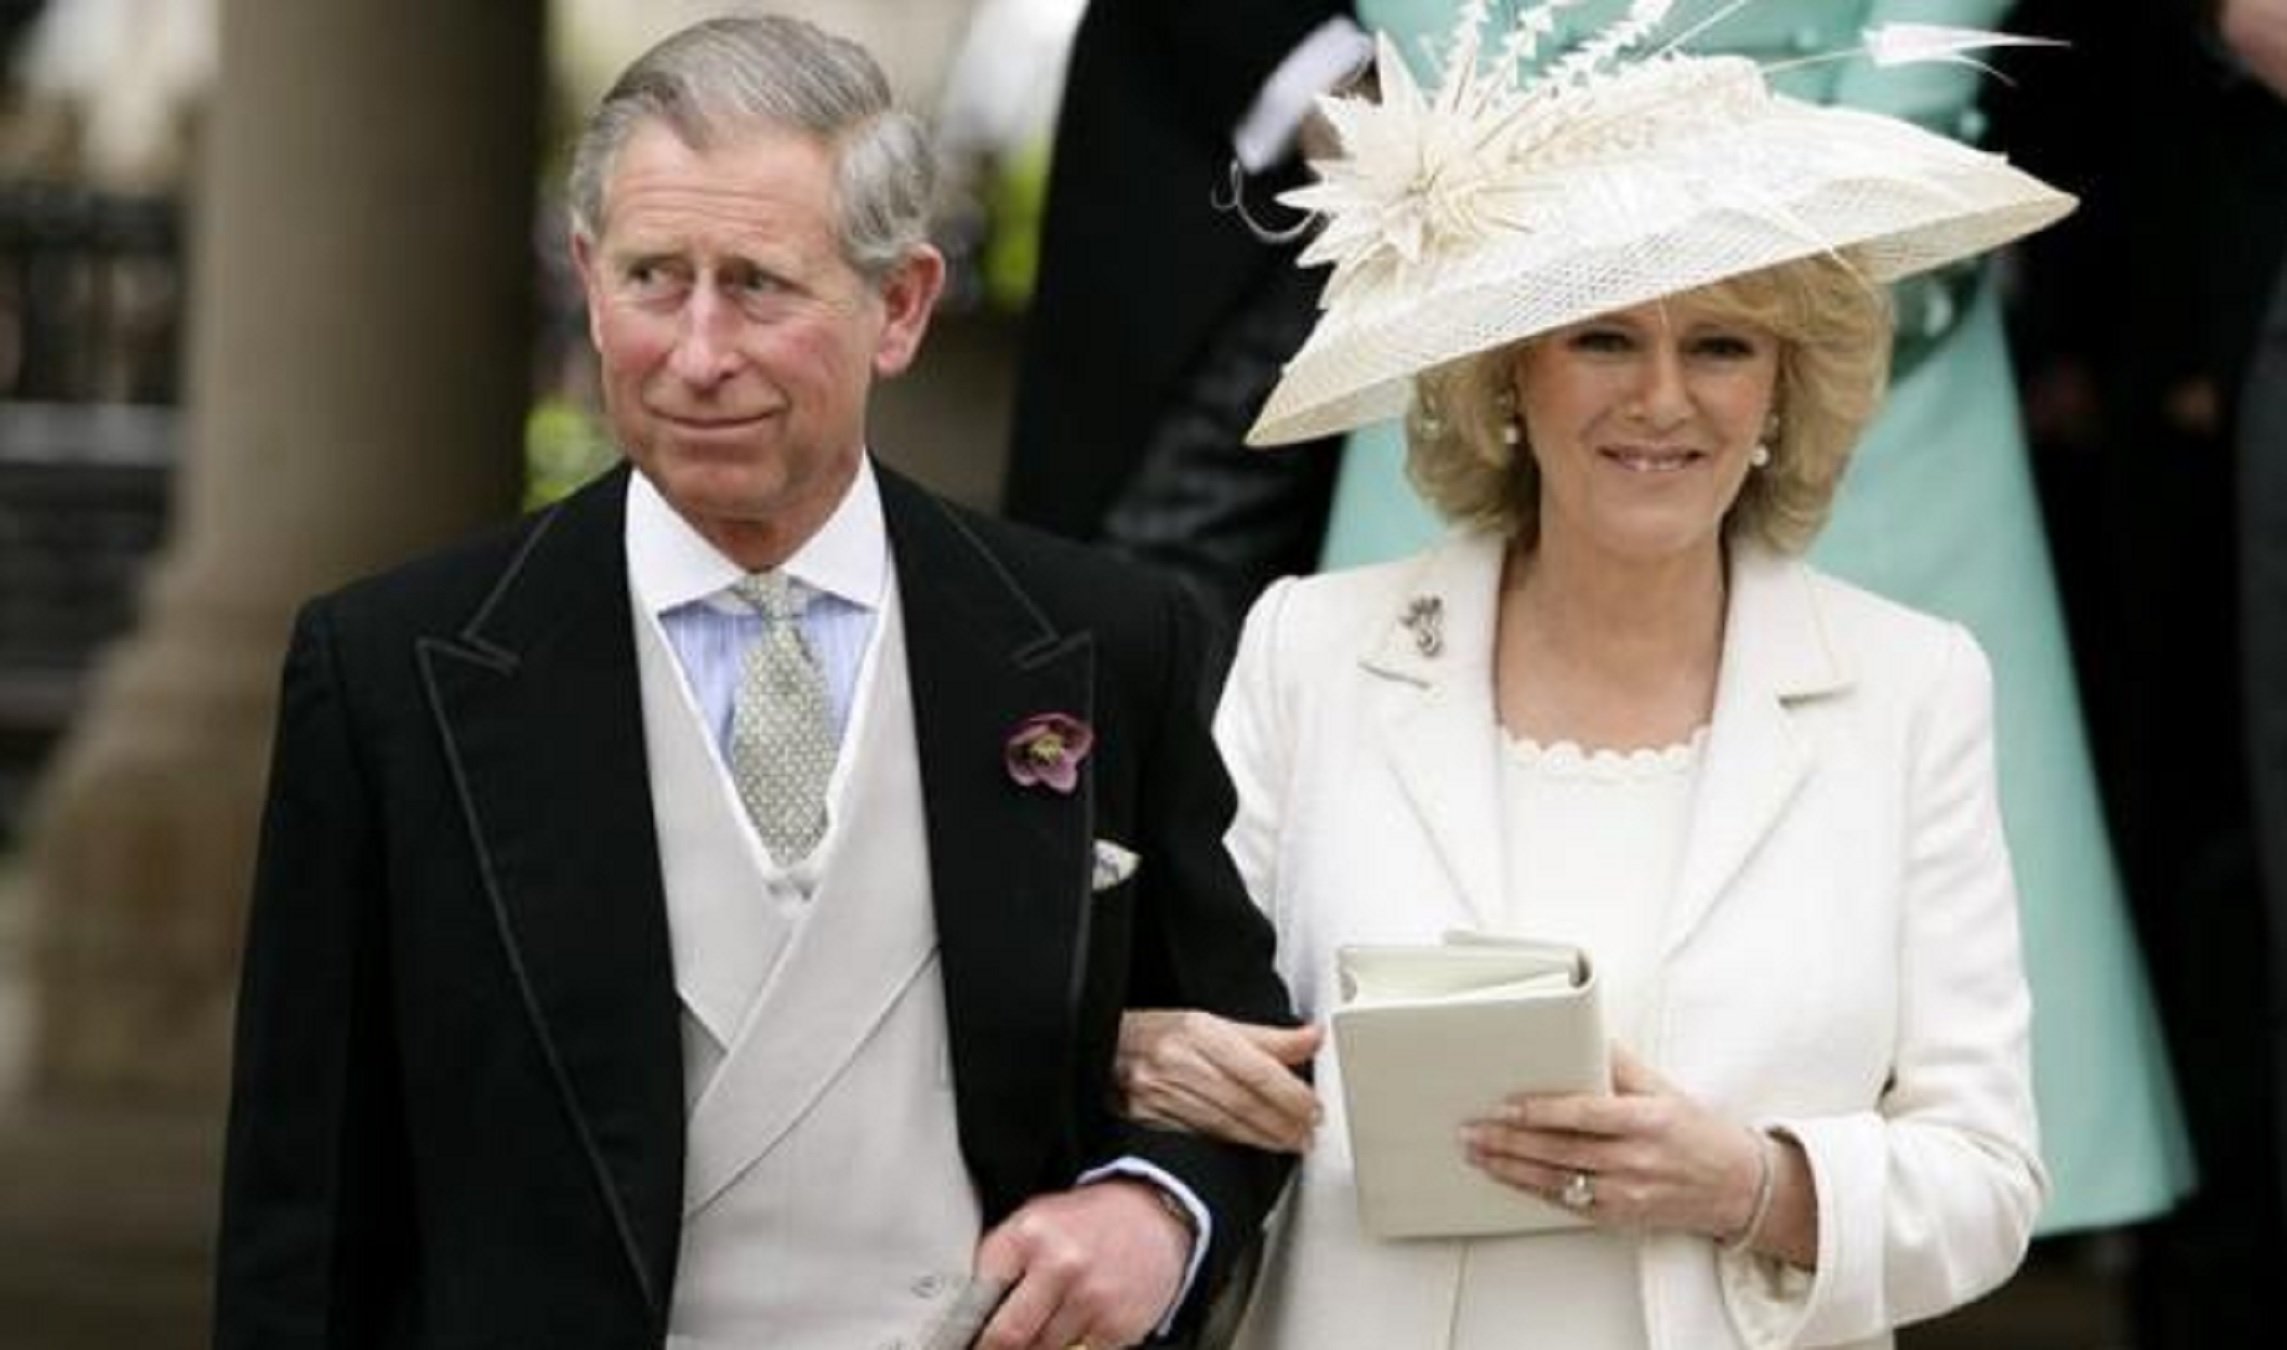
top-left (872, 243), bottom-right (946, 378)
top-left (570, 227), bottom-right (608, 353)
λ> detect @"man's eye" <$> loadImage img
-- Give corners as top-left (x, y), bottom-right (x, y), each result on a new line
top-left (623, 262), bottom-right (681, 296)
top-left (729, 268), bottom-right (786, 298)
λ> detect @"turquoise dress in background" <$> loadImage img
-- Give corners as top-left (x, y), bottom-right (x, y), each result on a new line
top-left (1321, 0), bottom-right (2191, 1233)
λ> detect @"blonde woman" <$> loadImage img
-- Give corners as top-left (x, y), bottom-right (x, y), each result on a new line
top-left (1117, 5), bottom-right (2068, 1345)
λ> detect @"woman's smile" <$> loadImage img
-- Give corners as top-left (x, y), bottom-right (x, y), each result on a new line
top-left (1596, 444), bottom-right (1708, 474)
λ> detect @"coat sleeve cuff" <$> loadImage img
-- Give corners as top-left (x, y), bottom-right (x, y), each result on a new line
top-left (1716, 1116), bottom-right (1880, 1348)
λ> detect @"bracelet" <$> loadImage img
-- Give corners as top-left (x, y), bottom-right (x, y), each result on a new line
top-left (1721, 1131), bottom-right (1778, 1254)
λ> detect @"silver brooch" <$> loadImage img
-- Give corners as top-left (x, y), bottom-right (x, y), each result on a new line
top-left (1400, 596), bottom-right (1444, 657)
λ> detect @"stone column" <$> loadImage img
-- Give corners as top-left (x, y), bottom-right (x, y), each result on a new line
top-left (13, 0), bottom-right (544, 1104)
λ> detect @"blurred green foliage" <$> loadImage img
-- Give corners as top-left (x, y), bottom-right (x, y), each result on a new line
top-left (524, 396), bottom-right (617, 508)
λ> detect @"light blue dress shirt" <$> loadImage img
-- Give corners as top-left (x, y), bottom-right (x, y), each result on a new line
top-left (625, 462), bottom-right (888, 767)
top-left (659, 588), bottom-right (873, 754)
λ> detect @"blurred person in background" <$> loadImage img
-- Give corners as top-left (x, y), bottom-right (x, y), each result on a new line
top-left (1002, 0), bottom-right (1366, 642)
top-left (212, 15), bottom-right (1294, 1349)
top-left (0, 0), bottom-right (212, 188)
top-left (1993, 0), bottom-right (2287, 1341)
top-left (2225, 0), bottom-right (2287, 1246)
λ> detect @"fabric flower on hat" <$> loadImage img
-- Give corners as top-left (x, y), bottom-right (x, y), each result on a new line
top-left (1286, 33), bottom-right (1532, 299)
top-left (1285, 0), bottom-right (1668, 303)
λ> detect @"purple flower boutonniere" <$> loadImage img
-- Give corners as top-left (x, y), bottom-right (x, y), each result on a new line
top-left (1005, 712), bottom-right (1094, 795)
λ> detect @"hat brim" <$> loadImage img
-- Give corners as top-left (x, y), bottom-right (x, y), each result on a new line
top-left (1247, 98), bottom-right (2076, 447)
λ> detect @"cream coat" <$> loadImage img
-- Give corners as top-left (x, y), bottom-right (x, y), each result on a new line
top-left (1217, 534), bottom-right (2045, 1349)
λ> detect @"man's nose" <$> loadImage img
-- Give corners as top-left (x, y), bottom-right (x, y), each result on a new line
top-left (667, 287), bottom-right (740, 387)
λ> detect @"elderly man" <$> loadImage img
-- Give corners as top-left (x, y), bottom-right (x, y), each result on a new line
top-left (212, 15), bottom-right (1294, 1350)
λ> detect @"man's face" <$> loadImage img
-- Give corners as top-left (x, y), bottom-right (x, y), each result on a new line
top-left (573, 119), bottom-right (941, 567)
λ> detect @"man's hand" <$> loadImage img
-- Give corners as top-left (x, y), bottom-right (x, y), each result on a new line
top-left (2224, 0), bottom-right (2287, 98)
top-left (973, 1181), bottom-right (1190, 1350)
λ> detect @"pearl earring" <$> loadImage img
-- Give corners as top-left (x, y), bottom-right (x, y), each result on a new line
top-left (1496, 388), bottom-right (1521, 446)
top-left (1413, 395), bottom-right (1446, 437)
top-left (1749, 443), bottom-right (1772, 468)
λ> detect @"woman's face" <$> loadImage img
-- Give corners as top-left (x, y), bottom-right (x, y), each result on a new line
top-left (1512, 294), bottom-right (1781, 565)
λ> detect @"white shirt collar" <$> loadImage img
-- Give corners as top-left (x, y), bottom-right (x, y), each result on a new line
top-left (625, 456), bottom-right (889, 617)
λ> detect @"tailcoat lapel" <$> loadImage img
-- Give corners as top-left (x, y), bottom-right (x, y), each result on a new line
top-left (1661, 545), bottom-right (1851, 958)
top-left (1362, 534), bottom-right (1510, 933)
top-left (880, 469), bottom-right (1095, 1217)
top-left (414, 466), bottom-right (684, 1316)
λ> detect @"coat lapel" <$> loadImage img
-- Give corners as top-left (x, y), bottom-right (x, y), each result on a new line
top-left (1363, 534), bottom-right (1510, 933)
top-left (414, 466), bottom-right (684, 1317)
top-left (1661, 545), bottom-right (1851, 958)
top-left (880, 470), bottom-right (1094, 1218)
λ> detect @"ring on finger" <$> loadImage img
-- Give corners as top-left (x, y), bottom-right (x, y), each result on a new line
top-left (1559, 1169), bottom-right (1597, 1210)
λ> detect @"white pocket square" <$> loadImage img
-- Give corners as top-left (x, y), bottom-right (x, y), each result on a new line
top-left (1091, 839), bottom-right (1140, 892)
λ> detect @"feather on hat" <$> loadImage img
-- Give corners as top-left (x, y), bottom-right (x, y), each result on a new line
top-left (1245, 0), bottom-right (2075, 446)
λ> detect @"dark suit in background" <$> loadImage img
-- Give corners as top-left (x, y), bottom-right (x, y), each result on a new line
top-left (2247, 247), bottom-right (2287, 1218)
top-left (1995, 0), bottom-right (2287, 1340)
top-left (1003, 0), bottom-right (1353, 639)
top-left (2224, 0), bottom-right (2287, 1231)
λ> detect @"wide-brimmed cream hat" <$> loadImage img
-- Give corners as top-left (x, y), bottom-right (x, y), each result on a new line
top-left (1246, 2), bottom-right (2076, 446)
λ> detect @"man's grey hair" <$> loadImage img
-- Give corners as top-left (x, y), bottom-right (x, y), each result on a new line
top-left (566, 14), bottom-right (935, 281)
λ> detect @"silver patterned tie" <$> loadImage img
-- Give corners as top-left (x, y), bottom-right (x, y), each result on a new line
top-left (727, 572), bottom-right (835, 864)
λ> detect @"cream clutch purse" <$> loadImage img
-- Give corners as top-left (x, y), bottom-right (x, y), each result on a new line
top-left (1332, 934), bottom-right (1610, 1239)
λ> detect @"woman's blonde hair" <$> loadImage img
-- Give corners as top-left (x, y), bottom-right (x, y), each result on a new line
top-left (1403, 254), bottom-right (1894, 554)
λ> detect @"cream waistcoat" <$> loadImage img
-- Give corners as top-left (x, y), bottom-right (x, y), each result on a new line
top-left (633, 585), bottom-right (983, 1347)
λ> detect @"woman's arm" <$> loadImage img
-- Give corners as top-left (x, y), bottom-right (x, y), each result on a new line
top-left (1117, 1011), bottom-right (1323, 1152)
top-left (1115, 577), bottom-right (1325, 1154)
top-left (1740, 626), bottom-right (2047, 1347)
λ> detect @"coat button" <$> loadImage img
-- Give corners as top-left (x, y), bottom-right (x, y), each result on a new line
top-left (1791, 25), bottom-right (1824, 53)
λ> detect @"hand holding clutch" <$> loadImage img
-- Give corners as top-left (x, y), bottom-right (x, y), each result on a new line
top-left (1462, 1046), bottom-right (1774, 1244)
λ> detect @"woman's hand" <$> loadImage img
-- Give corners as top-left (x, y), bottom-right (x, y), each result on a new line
top-left (1461, 1046), bottom-right (1764, 1240)
top-left (1115, 1010), bottom-right (1323, 1153)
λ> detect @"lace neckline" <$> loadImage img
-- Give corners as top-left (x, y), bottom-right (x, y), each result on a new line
top-left (1501, 725), bottom-right (1709, 781)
